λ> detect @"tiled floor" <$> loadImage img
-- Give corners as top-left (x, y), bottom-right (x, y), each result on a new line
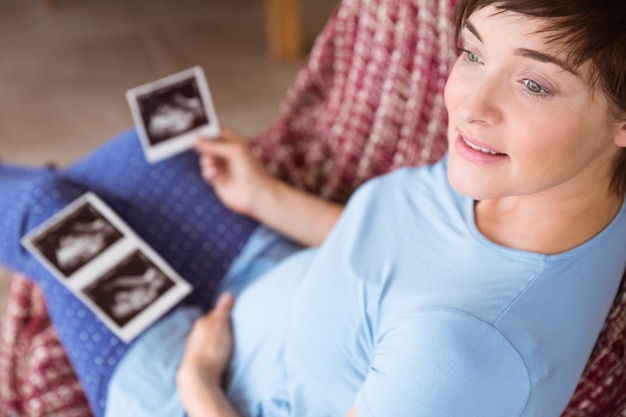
top-left (0, 0), bottom-right (337, 320)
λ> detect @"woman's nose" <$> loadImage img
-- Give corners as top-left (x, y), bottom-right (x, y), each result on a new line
top-left (456, 76), bottom-right (504, 126)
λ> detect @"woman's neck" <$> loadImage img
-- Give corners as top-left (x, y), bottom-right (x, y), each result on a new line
top-left (475, 189), bottom-right (623, 255)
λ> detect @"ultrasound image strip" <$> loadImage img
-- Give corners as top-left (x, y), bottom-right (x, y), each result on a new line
top-left (21, 192), bottom-right (192, 342)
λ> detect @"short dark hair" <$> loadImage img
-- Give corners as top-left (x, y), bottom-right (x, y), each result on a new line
top-left (452, 0), bottom-right (626, 196)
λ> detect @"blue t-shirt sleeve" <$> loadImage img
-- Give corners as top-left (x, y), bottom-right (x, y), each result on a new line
top-left (354, 309), bottom-right (530, 417)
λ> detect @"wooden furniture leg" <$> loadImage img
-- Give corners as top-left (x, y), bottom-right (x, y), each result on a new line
top-left (265, 0), bottom-right (303, 60)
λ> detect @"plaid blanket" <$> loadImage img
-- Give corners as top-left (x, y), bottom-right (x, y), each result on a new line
top-left (0, 274), bottom-right (91, 417)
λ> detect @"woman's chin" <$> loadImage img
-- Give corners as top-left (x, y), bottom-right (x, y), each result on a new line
top-left (446, 169), bottom-right (499, 201)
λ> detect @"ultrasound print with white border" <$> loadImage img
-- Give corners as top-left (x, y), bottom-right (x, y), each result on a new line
top-left (82, 250), bottom-right (176, 328)
top-left (21, 192), bottom-right (193, 341)
top-left (126, 66), bottom-right (221, 163)
top-left (26, 199), bottom-right (124, 279)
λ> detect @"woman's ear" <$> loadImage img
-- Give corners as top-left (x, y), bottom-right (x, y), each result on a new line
top-left (614, 120), bottom-right (626, 148)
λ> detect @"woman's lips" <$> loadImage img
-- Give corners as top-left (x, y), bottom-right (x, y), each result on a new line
top-left (455, 131), bottom-right (508, 164)
top-left (461, 136), bottom-right (503, 155)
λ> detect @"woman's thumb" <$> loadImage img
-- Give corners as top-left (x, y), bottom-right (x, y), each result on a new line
top-left (214, 292), bottom-right (235, 313)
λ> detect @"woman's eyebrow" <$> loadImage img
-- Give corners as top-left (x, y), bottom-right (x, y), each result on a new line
top-left (464, 19), bottom-right (579, 77)
top-left (464, 21), bottom-right (482, 42)
top-left (515, 48), bottom-right (580, 76)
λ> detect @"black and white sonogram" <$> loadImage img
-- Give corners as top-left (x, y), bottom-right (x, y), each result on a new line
top-left (126, 66), bottom-right (220, 163)
top-left (83, 251), bottom-right (175, 327)
top-left (21, 192), bottom-right (193, 342)
top-left (29, 201), bottom-right (123, 277)
top-left (139, 77), bottom-right (208, 145)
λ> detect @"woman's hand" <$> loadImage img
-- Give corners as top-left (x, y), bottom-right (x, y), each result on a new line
top-left (196, 127), bottom-right (344, 247)
top-left (178, 293), bottom-right (235, 387)
top-left (176, 293), bottom-right (242, 417)
top-left (195, 127), bottom-right (277, 218)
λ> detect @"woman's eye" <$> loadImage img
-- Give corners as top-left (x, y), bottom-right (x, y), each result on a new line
top-left (466, 51), bottom-right (480, 63)
top-left (456, 48), bottom-right (481, 64)
top-left (523, 79), bottom-right (549, 95)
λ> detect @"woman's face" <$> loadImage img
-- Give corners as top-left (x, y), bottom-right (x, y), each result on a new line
top-left (444, 6), bottom-right (625, 201)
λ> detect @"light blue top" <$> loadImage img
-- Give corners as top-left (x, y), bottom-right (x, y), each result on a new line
top-left (106, 157), bottom-right (626, 417)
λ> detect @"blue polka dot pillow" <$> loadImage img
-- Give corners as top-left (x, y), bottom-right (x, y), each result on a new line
top-left (0, 128), bottom-right (258, 415)
top-left (2, 128), bottom-right (258, 305)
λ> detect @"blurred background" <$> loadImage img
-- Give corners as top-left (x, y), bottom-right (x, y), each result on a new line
top-left (0, 0), bottom-right (339, 166)
top-left (0, 0), bottom-right (338, 315)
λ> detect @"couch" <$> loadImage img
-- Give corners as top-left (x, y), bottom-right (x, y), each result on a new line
top-left (1, 0), bottom-right (625, 416)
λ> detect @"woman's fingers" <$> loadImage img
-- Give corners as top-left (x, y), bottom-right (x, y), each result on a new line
top-left (194, 126), bottom-right (275, 217)
top-left (213, 292), bottom-right (235, 316)
top-left (195, 132), bottom-right (249, 180)
top-left (194, 126), bottom-right (246, 155)
top-left (199, 154), bottom-right (220, 180)
top-left (180, 292), bottom-right (236, 385)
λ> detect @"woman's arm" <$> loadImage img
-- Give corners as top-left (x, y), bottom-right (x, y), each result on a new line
top-left (176, 292), bottom-right (355, 417)
top-left (176, 368), bottom-right (241, 417)
top-left (177, 293), bottom-right (358, 417)
top-left (195, 128), bottom-right (343, 247)
top-left (176, 293), bottom-right (242, 417)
